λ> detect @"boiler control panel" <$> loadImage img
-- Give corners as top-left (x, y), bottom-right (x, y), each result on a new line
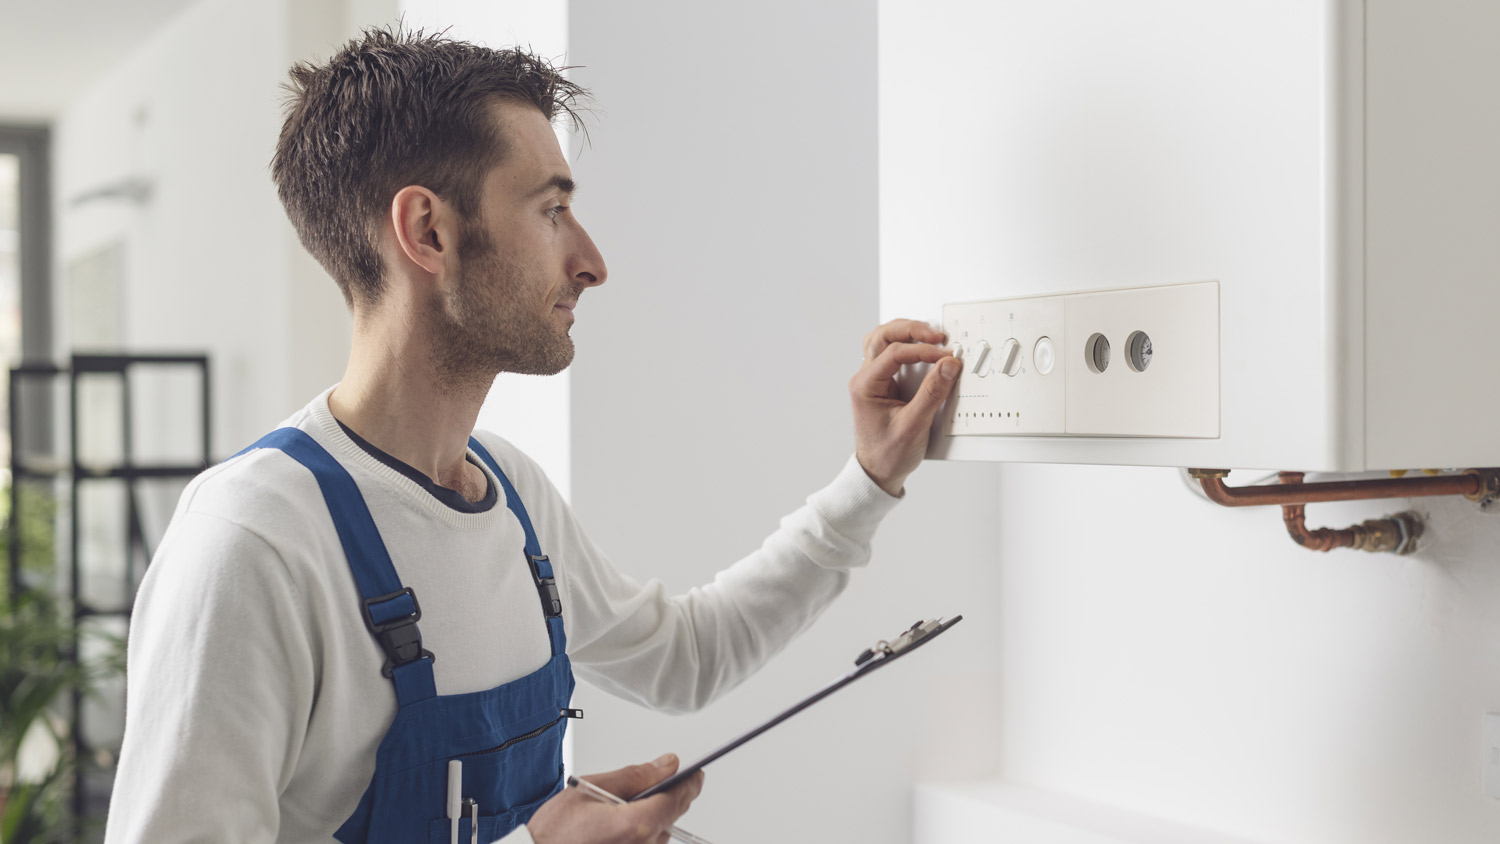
top-left (939, 281), bottom-right (1219, 439)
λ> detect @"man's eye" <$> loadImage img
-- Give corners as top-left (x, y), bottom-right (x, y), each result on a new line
top-left (547, 205), bottom-right (569, 222)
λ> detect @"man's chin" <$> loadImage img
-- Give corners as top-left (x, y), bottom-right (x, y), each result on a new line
top-left (502, 343), bottom-right (573, 377)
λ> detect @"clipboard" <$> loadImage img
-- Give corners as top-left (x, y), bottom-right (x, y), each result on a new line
top-left (630, 615), bottom-right (963, 801)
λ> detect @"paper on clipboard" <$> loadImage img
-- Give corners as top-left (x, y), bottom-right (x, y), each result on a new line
top-left (629, 615), bottom-right (964, 801)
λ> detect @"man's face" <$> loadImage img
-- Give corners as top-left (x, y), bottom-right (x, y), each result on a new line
top-left (429, 100), bottom-right (607, 382)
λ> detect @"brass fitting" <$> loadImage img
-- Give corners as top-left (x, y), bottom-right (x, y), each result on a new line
top-left (1187, 468), bottom-right (1230, 480)
top-left (1462, 468), bottom-right (1500, 503)
top-left (1351, 512), bottom-right (1424, 555)
top-left (1282, 502), bottom-right (1425, 554)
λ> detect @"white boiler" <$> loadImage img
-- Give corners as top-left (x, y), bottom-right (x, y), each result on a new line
top-left (879, 0), bottom-right (1500, 471)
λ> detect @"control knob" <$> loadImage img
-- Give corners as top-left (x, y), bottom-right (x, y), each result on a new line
top-left (999, 338), bottom-right (1022, 377)
top-left (970, 340), bottom-right (991, 376)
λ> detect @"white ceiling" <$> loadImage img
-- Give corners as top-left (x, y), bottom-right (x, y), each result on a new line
top-left (0, 0), bottom-right (202, 122)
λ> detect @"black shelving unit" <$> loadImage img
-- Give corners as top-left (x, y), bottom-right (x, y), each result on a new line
top-left (7, 352), bottom-right (211, 838)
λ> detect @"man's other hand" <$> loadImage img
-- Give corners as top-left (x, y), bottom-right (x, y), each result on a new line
top-left (850, 319), bottom-right (960, 496)
top-left (527, 754), bottom-right (705, 844)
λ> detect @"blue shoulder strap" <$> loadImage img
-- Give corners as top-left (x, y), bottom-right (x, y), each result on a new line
top-left (234, 428), bottom-right (438, 706)
top-left (468, 436), bottom-right (567, 656)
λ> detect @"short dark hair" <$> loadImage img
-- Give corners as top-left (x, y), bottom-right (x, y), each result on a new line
top-left (271, 25), bottom-right (588, 309)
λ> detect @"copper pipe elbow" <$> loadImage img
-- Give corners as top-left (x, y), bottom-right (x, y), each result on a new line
top-left (1275, 472), bottom-right (1424, 554)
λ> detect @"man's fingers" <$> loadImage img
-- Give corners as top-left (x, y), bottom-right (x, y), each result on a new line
top-left (852, 342), bottom-right (950, 396)
top-left (899, 355), bottom-right (961, 426)
top-left (530, 756), bottom-right (702, 844)
top-left (579, 753), bottom-right (699, 821)
top-left (862, 320), bottom-right (947, 361)
top-left (653, 770), bottom-right (705, 817)
top-left (584, 753), bottom-right (678, 799)
top-left (595, 768), bottom-right (702, 844)
top-left (631, 771), bottom-right (704, 828)
top-left (863, 319), bottom-right (947, 363)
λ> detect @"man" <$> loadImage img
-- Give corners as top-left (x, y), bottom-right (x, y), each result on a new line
top-left (105, 26), bottom-right (960, 844)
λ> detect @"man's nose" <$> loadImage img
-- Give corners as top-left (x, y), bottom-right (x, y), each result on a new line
top-left (572, 222), bottom-right (607, 287)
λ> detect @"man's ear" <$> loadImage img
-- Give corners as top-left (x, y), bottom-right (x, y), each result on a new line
top-left (389, 185), bottom-right (455, 277)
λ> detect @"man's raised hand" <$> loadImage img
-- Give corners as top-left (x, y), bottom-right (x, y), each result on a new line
top-left (849, 319), bottom-right (960, 497)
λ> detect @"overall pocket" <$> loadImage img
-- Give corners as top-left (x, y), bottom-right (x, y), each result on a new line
top-left (425, 717), bottom-right (566, 843)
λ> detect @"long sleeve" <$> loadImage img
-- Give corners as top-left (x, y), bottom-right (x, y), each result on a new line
top-left (105, 512), bottom-right (318, 844)
top-left (490, 443), bottom-right (902, 715)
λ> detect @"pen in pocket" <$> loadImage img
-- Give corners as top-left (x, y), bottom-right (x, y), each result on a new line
top-left (447, 760), bottom-right (462, 844)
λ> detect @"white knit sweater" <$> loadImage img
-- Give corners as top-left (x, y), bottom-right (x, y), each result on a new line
top-left (103, 388), bottom-right (900, 843)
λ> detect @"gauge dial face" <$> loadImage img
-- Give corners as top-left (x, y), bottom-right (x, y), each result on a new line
top-left (1086, 333), bottom-right (1111, 373)
top-left (1128, 331), bottom-right (1153, 372)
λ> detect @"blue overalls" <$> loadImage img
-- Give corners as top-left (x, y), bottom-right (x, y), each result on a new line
top-left (237, 428), bottom-right (576, 843)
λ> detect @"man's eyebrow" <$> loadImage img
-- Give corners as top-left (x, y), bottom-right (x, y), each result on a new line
top-left (528, 175), bottom-right (576, 200)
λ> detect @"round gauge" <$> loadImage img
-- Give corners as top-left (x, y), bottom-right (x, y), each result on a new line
top-left (1127, 331), bottom-right (1153, 372)
top-left (1033, 336), bottom-right (1055, 375)
top-left (1085, 333), bottom-right (1111, 373)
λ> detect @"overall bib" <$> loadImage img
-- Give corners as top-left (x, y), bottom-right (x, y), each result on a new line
top-left (238, 428), bottom-right (576, 843)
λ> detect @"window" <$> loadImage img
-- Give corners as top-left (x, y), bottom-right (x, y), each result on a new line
top-left (0, 151), bottom-right (18, 470)
top-left (0, 125), bottom-right (52, 479)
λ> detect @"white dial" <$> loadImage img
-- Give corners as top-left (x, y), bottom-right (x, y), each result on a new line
top-left (1033, 336), bottom-right (1056, 375)
top-left (971, 340), bottom-right (992, 376)
top-left (999, 338), bottom-right (1022, 377)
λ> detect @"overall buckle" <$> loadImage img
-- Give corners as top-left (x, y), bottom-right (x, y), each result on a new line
top-left (527, 554), bottom-right (563, 618)
top-left (361, 587), bottom-right (435, 677)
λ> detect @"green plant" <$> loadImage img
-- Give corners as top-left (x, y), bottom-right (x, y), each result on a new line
top-left (0, 480), bottom-right (122, 843)
top-left (1, 480), bottom-right (57, 606)
top-left (1, 589), bottom-right (85, 843)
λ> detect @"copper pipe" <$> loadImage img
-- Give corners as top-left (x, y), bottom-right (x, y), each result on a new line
top-left (1281, 501), bottom-right (1356, 551)
top-left (1276, 473), bottom-right (1425, 554)
top-left (1188, 467), bottom-right (1497, 507)
top-left (1185, 468), bottom-right (1484, 555)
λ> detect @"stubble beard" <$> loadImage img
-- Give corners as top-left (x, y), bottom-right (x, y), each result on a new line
top-left (428, 227), bottom-right (577, 393)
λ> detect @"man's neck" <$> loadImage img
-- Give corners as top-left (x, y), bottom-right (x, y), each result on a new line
top-left (328, 322), bottom-right (492, 497)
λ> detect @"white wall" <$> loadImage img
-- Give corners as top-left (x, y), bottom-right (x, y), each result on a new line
top-left (52, 0), bottom-right (384, 461)
top-left (979, 466), bottom-right (1500, 844)
top-left (565, 3), bottom-right (1003, 842)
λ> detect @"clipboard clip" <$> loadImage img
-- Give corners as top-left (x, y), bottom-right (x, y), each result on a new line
top-left (854, 617), bottom-right (948, 667)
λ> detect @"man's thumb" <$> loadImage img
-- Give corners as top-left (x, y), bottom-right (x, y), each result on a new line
top-left (585, 754), bottom-right (679, 799)
top-left (907, 356), bottom-right (959, 420)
